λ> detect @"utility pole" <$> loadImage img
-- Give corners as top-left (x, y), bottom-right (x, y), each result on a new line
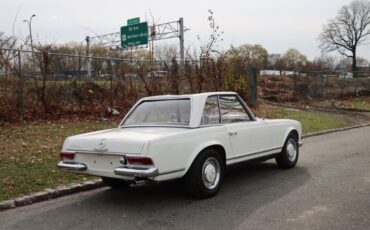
top-left (85, 36), bottom-right (92, 78)
top-left (179, 17), bottom-right (185, 64)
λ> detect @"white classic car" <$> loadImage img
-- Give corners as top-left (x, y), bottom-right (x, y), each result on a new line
top-left (58, 92), bottom-right (302, 198)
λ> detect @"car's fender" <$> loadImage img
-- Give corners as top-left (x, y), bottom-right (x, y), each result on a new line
top-left (184, 140), bottom-right (228, 174)
top-left (282, 123), bottom-right (302, 145)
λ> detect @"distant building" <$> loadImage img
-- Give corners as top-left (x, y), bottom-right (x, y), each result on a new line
top-left (338, 72), bottom-right (353, 79)
top-left (281, 71), bottom-right (296, 76)
top-left (259, 70), bottom-right (299, 76)
top-left (260, 70), bottom-right (280, 76)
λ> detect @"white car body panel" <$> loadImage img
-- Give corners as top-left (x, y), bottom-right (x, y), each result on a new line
top-left (59, 92), bottom-right (302, 182)
top-left (224, 120), bottom-right (273, 159)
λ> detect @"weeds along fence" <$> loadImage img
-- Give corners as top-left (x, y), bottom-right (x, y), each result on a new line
top-left (258, 71), bottom-right (370, 102)
top-left (0, 48), bottom-right (257, 122)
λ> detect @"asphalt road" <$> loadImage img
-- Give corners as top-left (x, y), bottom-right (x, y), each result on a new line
top-left (1, 126), bottom-right (370, 230)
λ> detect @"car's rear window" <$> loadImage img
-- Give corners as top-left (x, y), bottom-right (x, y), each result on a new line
top-left (123, 99), bottom-right (191, 126)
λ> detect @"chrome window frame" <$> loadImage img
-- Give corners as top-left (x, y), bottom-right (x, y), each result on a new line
top-left (218, 94), bottom-right (255, 124)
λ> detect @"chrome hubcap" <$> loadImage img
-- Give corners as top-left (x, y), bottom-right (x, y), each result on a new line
top-left (286, 139), bottom-right (297, 162)
top-left (202, 157), bottom-right (221, 190)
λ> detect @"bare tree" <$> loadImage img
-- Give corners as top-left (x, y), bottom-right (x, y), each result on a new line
top-left (336, 57), bottom-right (353, 70)
top-left (155, 43), bottom-right (178, 62)
top-left (357, 56), bottom-right (369, 67)
top-left (196, 10), bottom-right (225, 92)
top-left (0, 33), bottom-right (18, 74)
top-left (91, 46), bottom-right (109, 77)
top-left (34, 43), bottom-right (54, 113)
top-left (198, 10), bottom-right (224, 60)
top-left (314, 55), bottom-right (338, 73)
top-left (319, 0), bottom-right (370, 72)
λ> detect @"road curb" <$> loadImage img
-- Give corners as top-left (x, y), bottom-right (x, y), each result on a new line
top-left (0, 179), bottom-right (104, 212)
top-left (302, 123), bottom-right (370, 139)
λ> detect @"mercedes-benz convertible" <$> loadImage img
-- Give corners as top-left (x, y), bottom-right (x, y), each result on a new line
top-left (58, 92), bottom-right (302, 198)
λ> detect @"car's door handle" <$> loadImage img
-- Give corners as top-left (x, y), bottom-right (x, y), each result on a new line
top-left (228, 132), bottom-right (238, 136)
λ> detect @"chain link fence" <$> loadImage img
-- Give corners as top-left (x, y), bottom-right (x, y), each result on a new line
top-left (0, 48), bottom-right (257, 122)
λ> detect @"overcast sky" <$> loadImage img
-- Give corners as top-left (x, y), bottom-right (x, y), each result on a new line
top-left (1, 0), bottom-right (370, 60)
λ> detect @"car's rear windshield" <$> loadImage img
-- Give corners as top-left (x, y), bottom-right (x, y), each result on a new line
top-left (123, 99), bottom-right (191, 127)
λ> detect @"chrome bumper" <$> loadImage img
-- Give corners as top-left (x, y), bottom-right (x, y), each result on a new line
top-left (58, 161), bottom-right (158, 178)
top-left (114, 167), bottom-right (159, 177)
top-left (58, 161), bottom-right (87, 171)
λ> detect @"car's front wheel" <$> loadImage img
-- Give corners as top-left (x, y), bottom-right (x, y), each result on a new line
top-left (276, 134), bottom-right (299, 169)
top-left (101, 177), bottom-right (131, 189)
top-left (185, 148), bottom-right (224, 198)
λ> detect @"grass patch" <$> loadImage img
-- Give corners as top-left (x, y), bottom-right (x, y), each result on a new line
top-left (0, 119), bottom-right (119, 201)
top-left (272, 108), bottom-right (350, 134)
top-left (253, 102), bottom-right (351, 134)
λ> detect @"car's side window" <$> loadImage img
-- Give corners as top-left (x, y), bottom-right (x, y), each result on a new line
top-left (201, 96), bottom-right (220, 125)
top-left (219, 95), bottom-right (250, 123)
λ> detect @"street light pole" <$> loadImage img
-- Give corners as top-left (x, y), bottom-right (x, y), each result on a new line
top-left (23, 14), bottom-right (36, 52)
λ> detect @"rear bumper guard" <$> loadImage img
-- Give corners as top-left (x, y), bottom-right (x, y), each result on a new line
top-left (114, 167), bottom-right (159, 177)
top-left (58, 161), bottom-right (87, 171)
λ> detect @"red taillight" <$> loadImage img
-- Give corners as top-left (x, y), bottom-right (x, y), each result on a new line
top-left (126, 156), bottom-right (153, 165)
top-left (60, 152), bottom-right (75, 160)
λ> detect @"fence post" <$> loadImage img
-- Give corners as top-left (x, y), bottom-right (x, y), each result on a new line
top-left (109, 60), bottom-right (113, 108)
top-left (320, 73), bottom-right (324, 98)
top-left (248, 66), bottom-right (257, 106)
top-left (86, 36), bottom-right (91, 78)
top-left (16, 50), bottom-right (24, 115)
top-left (293, 73), bottom-right (298, 98)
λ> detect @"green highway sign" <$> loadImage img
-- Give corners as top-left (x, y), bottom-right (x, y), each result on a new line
top-left (127, 17), bottom-right (140, 25)
top-left (121, 22), bottom-right (148, 48)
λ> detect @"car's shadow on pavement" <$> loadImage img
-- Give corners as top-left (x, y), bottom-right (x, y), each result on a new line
top-left (10, 161), bottom-right (311, 230)
top-left (75, 161), bottom-right (309, 228)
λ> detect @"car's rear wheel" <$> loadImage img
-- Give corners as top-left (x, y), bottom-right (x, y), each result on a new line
top-left (101, 177), bottom-right (131, 189)
top-left (276, 134), bottom-right (299, 169)
top-left (185, 148), bottom-right (224, 198)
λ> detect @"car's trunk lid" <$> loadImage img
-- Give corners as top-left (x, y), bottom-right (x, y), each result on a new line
top-left (63, 127), bottom-right (188, 154)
